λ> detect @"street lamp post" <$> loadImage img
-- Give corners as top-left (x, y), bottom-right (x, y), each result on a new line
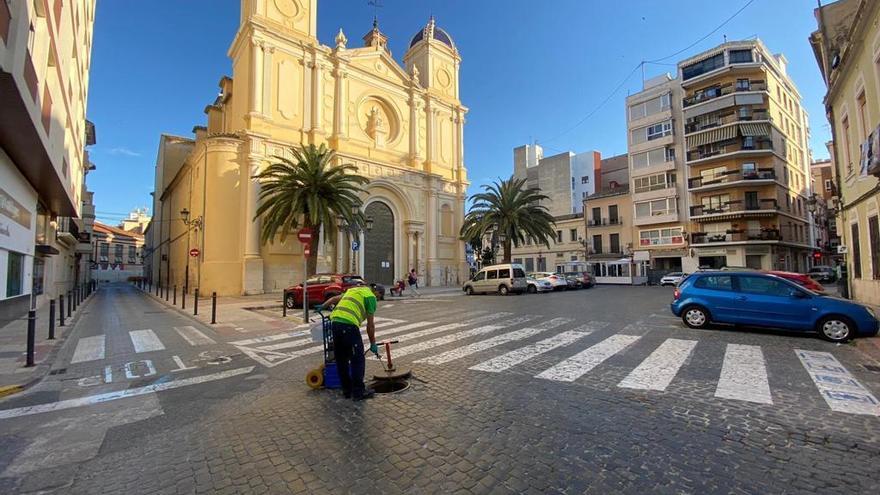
top-left (180, 208), bottom-right (203, 294)
top-left (337, 209), bottom-right (373, 275)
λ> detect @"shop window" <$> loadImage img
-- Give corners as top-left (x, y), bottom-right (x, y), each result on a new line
top-left (6, 252), bottom-right (25, 297)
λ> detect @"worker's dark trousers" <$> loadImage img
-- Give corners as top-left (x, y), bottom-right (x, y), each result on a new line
top-left (331, 321), bottom-right (366, 398)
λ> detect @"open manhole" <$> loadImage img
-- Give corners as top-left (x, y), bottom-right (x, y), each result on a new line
top-left (863, 364), bottom-right (880, 373)
top-left (369, 379), bottom-right (410, 394)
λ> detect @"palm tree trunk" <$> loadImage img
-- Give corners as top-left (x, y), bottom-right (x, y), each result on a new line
top-left (307, 223), bottom-right (320, 276)
top-left (503, 239), bottom-right (512, 263)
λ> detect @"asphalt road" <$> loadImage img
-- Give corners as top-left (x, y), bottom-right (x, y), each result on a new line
top-left (1, 283), bottom-right (879, 494)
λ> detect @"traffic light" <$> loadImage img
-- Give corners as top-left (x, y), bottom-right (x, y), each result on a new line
top-left (813, 251), bottom-right (822, 260)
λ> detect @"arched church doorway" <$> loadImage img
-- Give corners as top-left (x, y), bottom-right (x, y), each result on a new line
top-left (363, 201), bottom-right (394, 285)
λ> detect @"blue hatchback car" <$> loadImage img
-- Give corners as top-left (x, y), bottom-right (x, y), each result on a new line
top-left (670, 271), bottom-right (879, 342)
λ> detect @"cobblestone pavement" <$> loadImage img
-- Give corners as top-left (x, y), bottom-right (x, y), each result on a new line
top-left (1, 284), bottom-right (879, 494)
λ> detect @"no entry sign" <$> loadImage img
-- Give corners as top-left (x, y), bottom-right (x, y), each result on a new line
top-left (297, 227), bottom-right (312, 244)
top-left (189, 248), bottom-right (200, 257)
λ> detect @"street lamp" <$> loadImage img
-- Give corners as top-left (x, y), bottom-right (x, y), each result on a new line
top-left (180, 208), bottom-right (203, 293)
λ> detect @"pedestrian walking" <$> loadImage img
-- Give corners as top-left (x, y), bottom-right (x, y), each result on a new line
top-left (318, 281), bottom-right (381, 400)
top-left (407, 268), bottom-right (421, 297)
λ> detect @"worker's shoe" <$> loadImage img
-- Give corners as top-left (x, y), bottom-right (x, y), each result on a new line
top-left (342, 389), bottom-right (352, 399)
top-left (353, 389), bottom-right (375, 401)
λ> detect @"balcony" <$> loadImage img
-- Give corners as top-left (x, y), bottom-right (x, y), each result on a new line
top-left (691, 228), bottom-right (782, 245)
top-left (633, 211), bottom-right (679, 227)
top-left (55, 217), bottom-right (80, 248)
top-left (684, 110), bottom-right (771, 134)
top-left (587, 218), bottom-right (624, 227)
top-left (688, 169), bottom-right (776, 189)
top-left (687, 139), bottom-right (774, 163)
top-left (689, 198), bottom-right (779, 218)
top-left (683, 81), bottom-right (767, 108)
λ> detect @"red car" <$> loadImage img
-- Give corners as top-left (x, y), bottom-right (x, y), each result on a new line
top-left (284, 274), bottom-right (384, 309)
top-left (766, 271), bottom-right (825, 293)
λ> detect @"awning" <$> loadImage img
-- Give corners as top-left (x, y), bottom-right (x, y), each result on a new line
top-left (686, 124), bottom-right (737, 148)
top-left (739, 123), bottom-right (770, 136)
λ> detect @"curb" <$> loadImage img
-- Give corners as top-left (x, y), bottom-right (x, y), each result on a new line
top-left (0, 288), bottom-right (98, 402)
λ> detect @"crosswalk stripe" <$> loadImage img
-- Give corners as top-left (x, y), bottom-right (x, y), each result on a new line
top-left (617, 339), bottom-right (697, 391)
top-left (536, 334), bottom-right (640, 382)
top-left (393, 316), bottom-right (535, 359)
top-left (129, 329), bottom-right (165, 353)
top-left (714, 344), bottom-right (772, 405)
top-left (469, 327), bottom-right (594, 373)
top-left (796, 349), bottom-right (880, 416)
top-left (257, 320), bottom-right (436, 351)
top-left (416, 318), bottom-right (574, 365)
top-left (230, 330), bottom-right (309, 346)
top-left (70, 335), bottom-right (105, 363)
top-left (173, 326), bottom-right (216, 346)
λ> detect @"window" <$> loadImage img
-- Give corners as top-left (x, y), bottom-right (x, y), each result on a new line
top-left (609, 205), bottom-right (619, 223)
top-left (742, 162), bottom-right (757, 177)
top-left (591, 207), bottom-right (601, 223)
top-left (700, 193), bottom-right (730, 211)
top-left (742, 136), bottom-right (755, 149)
top-left (744, 191), bottom-right (759, 210)
top-left (736, 78), bottom-right (751, 91)
top-left (647, 121), bottom-right (673, 141)
top-left (633, 172), bottom-right (671, 193)
top-left (738, 276), bottom-right (792, 296)
top-left (115, 244), bottom-right (123, 261)
top-left (729, 49), bottom-right (753, 64)
top-left (857, 90), bottom-right (868, 139)
top-left (592, 235), bottom-right (602, 254)
top-left (581, 176), bottom-right (589, 184)
top-left (128, 245), bottom-right (136, 262)
top-left (6, 251), bottom-right (25, 297)
top-left (486, 270), bottom-right (498, 280)
top-left (32, 257), bottom-right (44, 296)
top-left (524, 258), bottom-right (534, 272)
top-left (631, 147), bottom-right (670, 170)
top-left (610, 233), bottom-right (620, 253)
top-left (852, 223), bottom-right (862, 279)
top-left (639, 227), bottom-right (684, 246)
top-left (869, 216), bottom-right (880, 279)
top-left (842, 116), bottom-right (853, 170)
top-left (628, 94), bottom-right (671, 121)
top-left (571, 177), bottom-right (575, 190)
top-left (100, 242), bottom-right (109, 261)
top-left (513, 268), bottom-right (525, 278)
top-left (473, 271), bottom-right (486, 282)
top-left (682, 52), bottom-right (724, 80)
top-left (556, 230), bottom-right (563, 243)
top-left (498, 268), bottom-right (510, 278)
top-left (569, 229), bottom-right (577, 242)
top-left (440, 204), bottom-right (453, 236)
top-left (694, 275), bottom-right (733, 290)
top-left (635, 198), bottom-right (676, 218)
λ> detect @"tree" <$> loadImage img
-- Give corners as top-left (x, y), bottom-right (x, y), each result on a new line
top-left (479, 246), bottom-right (496, 266)
top-left (253, 143), bottom-right (369, 275)
top-left (460, 177), bottom-right (556, 264)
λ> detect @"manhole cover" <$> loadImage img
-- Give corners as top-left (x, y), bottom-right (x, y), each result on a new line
top-left (863, 364), bottom-right (880, 373)
top-left (369, 379), bottom-right (410, 394)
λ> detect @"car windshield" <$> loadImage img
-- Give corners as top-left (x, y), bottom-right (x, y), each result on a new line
top-left (342, 276), bottom-right (363, 284)
top-left (667, 272), bottom-right (683, 277)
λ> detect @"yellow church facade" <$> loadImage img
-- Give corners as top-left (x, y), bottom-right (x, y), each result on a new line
top-left (145, 0), bottom-right (469, 296)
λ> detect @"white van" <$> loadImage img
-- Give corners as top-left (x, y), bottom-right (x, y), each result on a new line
top-left (463, 264), bottom-right (528, 295)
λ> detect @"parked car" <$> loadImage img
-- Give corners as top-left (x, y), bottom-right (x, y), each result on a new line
top-left (463, 264), bottom-right (528, 295)
top-left (670, 271), bottom-right (878, 342)
top-left (766, 270), bottom-right (825, 293)
top-left (563, 272), bottom-right (595, 289)
top-left (526, 275), bottom-right (554, 293)
top-left (808, 265), bottom-right (837, 283)
top-left (659, 272), bottom-right (688, 287)
top-left (284, 274), bottom-right (383, 309)
top-left (528, 272), bottom-right (569, 291)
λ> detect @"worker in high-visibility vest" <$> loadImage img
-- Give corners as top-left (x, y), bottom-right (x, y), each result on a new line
top-left (319, 281), bottom-right (381, 400)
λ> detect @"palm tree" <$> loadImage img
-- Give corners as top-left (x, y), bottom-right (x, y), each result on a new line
top-left (460, 177), bottom-right (556, 264)
top-left (253, 143), bottom-right (369, 275)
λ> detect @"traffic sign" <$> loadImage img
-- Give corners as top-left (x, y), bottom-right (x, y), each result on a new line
top-left (189, 248), bottom-right (200, 257)
top-left (297, 227), bottom-right (313, 244)
top-left (303, 245), bottom-right (311, 257)
top-left (351, 240), bottom-right (360, 252)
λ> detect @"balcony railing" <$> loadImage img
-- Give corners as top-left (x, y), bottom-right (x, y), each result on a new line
top-left (687, 140), bottom-right (774, 162)
top-left (683, 81), bottom-right (767, 107)
top-left (691, 228), bottom-right (782, 244)
top-left (684, 110), bottom-right (771, 133)
top-left (587, 218), bottom-right (624, 227)
top-left (689, 198), bottom-right (779, 216)
top-left (687, 169), bottom-right (775, 188)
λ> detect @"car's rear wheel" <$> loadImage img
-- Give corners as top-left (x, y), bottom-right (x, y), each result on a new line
top-left (817, 315), bottom-right (854, 342)
top-left (682, 305), bottom-right (710, 329)
top-left (499, 285), bottom-right (509, 296)
top-left (527, 285), bottom-right (537, 294)
top-left (285, 293), bottom-right (301, 309)
top-left (465, 286), bottom-right (474, 296)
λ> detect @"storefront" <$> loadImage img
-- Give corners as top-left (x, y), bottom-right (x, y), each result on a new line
top-left (590, 258), bottom-right (649, 285)
top-left (0, 154), bottom-right (38, 319)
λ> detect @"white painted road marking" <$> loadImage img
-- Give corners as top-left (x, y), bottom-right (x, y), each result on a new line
top-left (618, 339), bottom-right (697, 391)
top-left (173, 326), bottom-right (216, 346)
top-left (469, 327), bottom-right (593, 373)
top-left (70, 335), bottom-right (105, 363)
top-left (393, 316), bottom-right (535, 359)
top-left (171, 355), bottom-right (197, 372)
top-left (715, 344), bottom-right (773, 405)
top-left (796, 349), bottom-right (880, 416)
top-left (0, 366), bottom-right (255, 420)
top-left (255, 319), bottom-right (423, 351)
top-left (536, 335), bottom-right (641, 382)
top-left (129, 329), bottom-right (165, 353)
top-left (417, 318), bottom-right (573, 365)
top-left (230, 330), bottom-right (310, 346)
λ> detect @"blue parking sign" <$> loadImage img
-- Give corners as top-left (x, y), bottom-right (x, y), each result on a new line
top-left (352, 240), bottom-right (360, 251)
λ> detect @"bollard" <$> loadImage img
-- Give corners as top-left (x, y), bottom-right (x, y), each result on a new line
top-left (211, 292), bottom-right (217, 324)
top-left (194, 288), bottom-right (199, 316)
top-left (59, 294), bottom-right (66, 327)
top-left (164, 283), bottom-right (169, 301)
top-left (49, 299), bottom-right (56, 340)
top-left (71, 289), bottom-right (77, 312)
top-left (282, 289), bottom-right (288, 317)
top-left (26, 310), bottom-right (36, 367)
top-left (182, 288), bottom-right (186, 310)
top-left (173, 285), bottom-right (177, 305)
top-left (67, 291), bottom-right (72, 317)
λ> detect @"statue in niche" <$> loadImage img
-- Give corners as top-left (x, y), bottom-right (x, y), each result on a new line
top-left (410, 65), bottom-right (420, 84)
top-left (366, 106), bottom-right (387, 147)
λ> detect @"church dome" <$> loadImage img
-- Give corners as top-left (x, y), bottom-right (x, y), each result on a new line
top-left (409, 17), bottom-right (455, 50)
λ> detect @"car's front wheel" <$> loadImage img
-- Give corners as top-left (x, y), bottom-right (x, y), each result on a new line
top-left (285, 293), bottom-right (301, 309)
top-left (817, 315), bottom-right (854, 342)
top-left (682, 305), bottom-right (711, 329)
top-left (465, 286), bottom-right (474, 296)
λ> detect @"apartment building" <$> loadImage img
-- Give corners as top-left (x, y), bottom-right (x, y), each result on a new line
top-left (626, 74), bottom-right (690, 271)
top-left (513, 144), bottom-right (600, 216)
top-left (91, 222), bottom-right (145, 283)
top-left (584, 185), bottom-right (641, 283)
top-left (680, 40), bottom-right (813, 272)
top-left (810, 157), bottom-right (841, 263)
top-left (811, 0), bottom-right (880, 305)
top-left (0, 1), bottom-right (97, 320)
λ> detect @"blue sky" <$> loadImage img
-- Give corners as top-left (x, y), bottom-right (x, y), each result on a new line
top-left (87, 0), bottom-right (828, 225)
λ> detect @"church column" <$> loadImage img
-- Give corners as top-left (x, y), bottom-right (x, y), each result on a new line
top-left (262, 45), bottom-right (274, 116)
top-left (311, 61), bottom-right (323, 135)
top-left (302, 61), bottom-right (313, 130)
top-left (250, 40), bottom-right (264, 116)
top-left (409, 94), bottom-right (420, 166)
top-left (243, 137), bottom-right (265, 294)
top-left (424, 100), bottom-right (434, 171)
top-left (426, 190), bottom-right (438, 285)
top-left (332, 68), bottom-right (347, 139)
top-left (455, 111), bottom-right (465, 181)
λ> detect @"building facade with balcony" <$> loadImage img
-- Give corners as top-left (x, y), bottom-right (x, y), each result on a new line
top-left (584, 185), bottom-right (646, 284)
top-left (810, 157), bottom-right (842, 264)
top-left (626, 73), bottom-right (692, 272)
top-left (811, 0), bottom-right (880, 306)
top-left (0, 1), bottom-right (96, 320)
top-left (91, 222), bottom-right (145, 283)
top-left (679, 40), bottom-right (813, 271)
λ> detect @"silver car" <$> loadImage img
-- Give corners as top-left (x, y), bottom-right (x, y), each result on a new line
top-left (660, 272), bottom-right (688, 287)
top-left (463, 264), bottom-right (528, 295)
